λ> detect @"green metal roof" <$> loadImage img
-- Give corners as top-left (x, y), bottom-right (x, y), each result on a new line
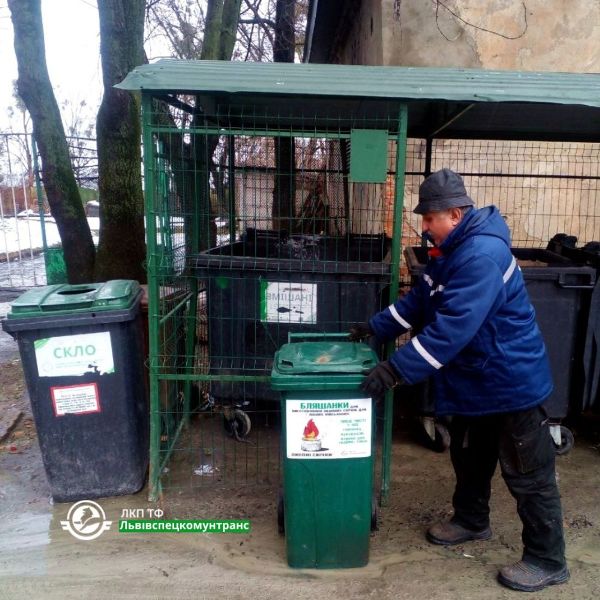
top-left (117, 60), bottom-right (600, 141)
top-left (118, 60), bottom-right (600, 106)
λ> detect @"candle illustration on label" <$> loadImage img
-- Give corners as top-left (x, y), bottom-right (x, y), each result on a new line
top-left (301, 418), bottom-right (322, 451)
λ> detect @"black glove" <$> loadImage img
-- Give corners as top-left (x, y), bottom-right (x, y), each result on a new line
top-left (348, 322), bottom-right (373, 342)
top-left (361, 360), bottom-right (402, 398)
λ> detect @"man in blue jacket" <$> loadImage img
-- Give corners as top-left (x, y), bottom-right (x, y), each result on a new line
top-left (351, 169), bottom-right (568, 592)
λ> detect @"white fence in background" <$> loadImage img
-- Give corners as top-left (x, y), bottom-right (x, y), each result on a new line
top-left (0, 132), bottom-right (46, 288)
top-left (0, 132), bottom-right (98, 288)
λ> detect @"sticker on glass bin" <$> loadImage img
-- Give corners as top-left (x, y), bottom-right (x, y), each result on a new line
top-left (260, 281), bottom-right (317, 324)
top-left (34, 332), bottom-right (114, 377)
top-left (51, 383), bottom-right (101, 417)
top-left (286, 398), bottom-right (371, 459)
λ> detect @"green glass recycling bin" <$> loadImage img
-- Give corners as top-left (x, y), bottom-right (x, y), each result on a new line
top-left (271, 333), bottom-right (378, 569)
top-left (2, 280), bottom-right (147, 503)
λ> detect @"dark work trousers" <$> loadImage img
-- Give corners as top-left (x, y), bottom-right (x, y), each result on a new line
top-left (448, 404), bottom-right (566, 570)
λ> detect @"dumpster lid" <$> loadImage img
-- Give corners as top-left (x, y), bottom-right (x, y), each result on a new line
top-left (7, 280), bottom-right (141, 318)
top-left (273, 341), bottom-right (377, 375)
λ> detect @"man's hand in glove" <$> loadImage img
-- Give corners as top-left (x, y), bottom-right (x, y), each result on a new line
top-left (348, 323), bottom-right (373, 342)
top-left (361, 360), bottom-right (402, 398)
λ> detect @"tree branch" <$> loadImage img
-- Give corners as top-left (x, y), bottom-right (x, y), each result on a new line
top-left (240, 17), bottom-right (276, 28)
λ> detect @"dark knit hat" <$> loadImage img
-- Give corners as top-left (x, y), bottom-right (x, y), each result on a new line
top-left (413, 169), bottom-right (475, 215)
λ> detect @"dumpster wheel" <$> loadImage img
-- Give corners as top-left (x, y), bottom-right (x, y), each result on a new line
top-left (432, 422), bottom-right (451, 453)
top-left (371, 494), bottom-right (380, 532)
top-left (277, 490), bottom-right (285, 535)
top-left (554, 425), bottom-right (574, 456)
top-left (223, 408), bottom-right (252, 441)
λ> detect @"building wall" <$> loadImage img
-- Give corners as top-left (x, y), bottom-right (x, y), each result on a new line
top-left (234, 171), bottom-right (328, 233)
top-left (336, 0), bottom-right (384, 65)
top-left (324, 0), bottom-right (600, 245)
top-left (382, 0), bottom-right (600, 72)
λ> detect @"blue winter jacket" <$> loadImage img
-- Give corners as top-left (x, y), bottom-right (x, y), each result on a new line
top-left (369, 206), bottom-right (553, 416)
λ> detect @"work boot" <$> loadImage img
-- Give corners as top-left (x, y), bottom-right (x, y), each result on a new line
top-left (426, 520), bottom-right (492, 546)
top-left (497, 561), bottom-right (570, 592)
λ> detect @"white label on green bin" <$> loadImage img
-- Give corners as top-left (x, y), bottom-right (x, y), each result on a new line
top-left (34, 332), bottom-right (114, 377)
top-left (51, 382), bottom-right (100, 417)
top-left (286, 398), bottom-right (371, 459)
top-left (260, 281), bottom-right (317, 324)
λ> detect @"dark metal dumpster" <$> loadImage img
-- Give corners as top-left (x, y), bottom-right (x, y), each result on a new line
top-left (404, 246), bottom-right (596, 452)
top-left (547, 235), bottom-right (600, 415)
top-left (2, 280), bottom-right (148, 502)
top-left (191, 229), bottom-right (391, 403)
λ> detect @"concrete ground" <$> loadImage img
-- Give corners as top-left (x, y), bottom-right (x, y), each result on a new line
top-left (1, 326), bottom-right (600, 600)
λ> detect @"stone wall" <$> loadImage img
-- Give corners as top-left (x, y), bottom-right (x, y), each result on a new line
top-left (335, 0), bottom-right (384, 65)
top-left (328, 0), bottom-right (600, 246)
top-left (382, 0), bottom-right (600, 72)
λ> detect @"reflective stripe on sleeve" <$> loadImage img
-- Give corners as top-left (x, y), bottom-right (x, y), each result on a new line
top-left (411, 337), bottom-right (443, 370)
top-left (503, 256), bottom-right (517, 283)
top-left (423, 274), bottom-right (434, 287)
top-left (388, 304), bottom-right (412, 329)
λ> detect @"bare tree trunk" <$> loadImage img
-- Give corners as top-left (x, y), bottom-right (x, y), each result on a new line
top-left (202, 0), bottom-right (225, 59)
top-left (8, 0), bottom-right (95, 283)
top-left (219, 0), bottom-right (242, 59)
top-left (200, 0), bottom-right (242, 60)
top-left (148, 0), bottom-right (242, 251)
top-left (190, 0), bottom-right (242, 250)
top-left (272, 0), bottom-right (296, 232)
top-left (95, 0), bottom-right (146, 282)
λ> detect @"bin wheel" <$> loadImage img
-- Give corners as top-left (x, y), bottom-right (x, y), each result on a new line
top-left (432, 422), bottom-right (451, 453)
top-left (371, 494), bottom-right (380, 532)
top-left (223, 409), bottom-right (252, 441)
top-left (277, 491), bottom-right (285, 535)
top-left (554, 426), bottom-right (574, 456)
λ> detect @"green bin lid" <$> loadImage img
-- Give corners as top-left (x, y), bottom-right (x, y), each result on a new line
top-left (7, 280), bottom-right (141, 318)
top-left (271, 341), bottom-right (378, 391)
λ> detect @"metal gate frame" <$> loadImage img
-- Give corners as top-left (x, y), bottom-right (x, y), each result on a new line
top-left (120, 61), bottom-right (600, 504)
top-left (141, 93), bottom-right (408, 502)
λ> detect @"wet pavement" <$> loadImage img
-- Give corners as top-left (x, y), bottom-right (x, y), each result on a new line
top-left (0, 289), bottom-right (25, 363)
top-left (2, 423), bottom-right (600, 599)
top-left (0, 253), bottom-right (47, 289)
top-left (0, 253), bottom-right (46, 361)
top-left (1, 308), bottom-right (599, 598)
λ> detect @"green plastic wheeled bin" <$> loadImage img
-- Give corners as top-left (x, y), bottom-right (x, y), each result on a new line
top-left (271, 333), bottom-right (379, 569)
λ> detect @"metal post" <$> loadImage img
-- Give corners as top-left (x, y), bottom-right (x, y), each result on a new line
top-left (181, 109), bottom-right (202, 427)
top-left (380, 104), bottom-right (408, 505)
top-left (421, 138), bottom-right (433, 247)
top-left (142, 94), bottom-right (162, 502)
top-left (22, 176), bottom-right (37, 285)
top-left (6, 146), bottom-right (25, 284)
top-left (31, 136), bottom-right (50, 257)
top-left (424, 137), bottom-right (433, 178)
top-left (228, 135), bottom-right (236, 245)
top-left (0, 188), bottom-right (11, 273)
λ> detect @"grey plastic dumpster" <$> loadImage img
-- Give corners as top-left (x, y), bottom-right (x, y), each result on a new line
top-left (2, 280), bottom-right (148, 502)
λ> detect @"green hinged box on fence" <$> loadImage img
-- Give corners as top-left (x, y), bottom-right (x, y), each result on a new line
top-left (271, 333), bottom-right (379, 569)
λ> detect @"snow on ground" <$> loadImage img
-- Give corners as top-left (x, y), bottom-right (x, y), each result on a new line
top-left (0, 214), bottom-right (234, 288)
top-left (0, 216), bottom-right (100, 288)
top-left (0, 216), bottom-right (100, 257)
top-left (0, 216), bottom-right (60, 257)
top-left (0, 302), bottom-right (11, 318)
